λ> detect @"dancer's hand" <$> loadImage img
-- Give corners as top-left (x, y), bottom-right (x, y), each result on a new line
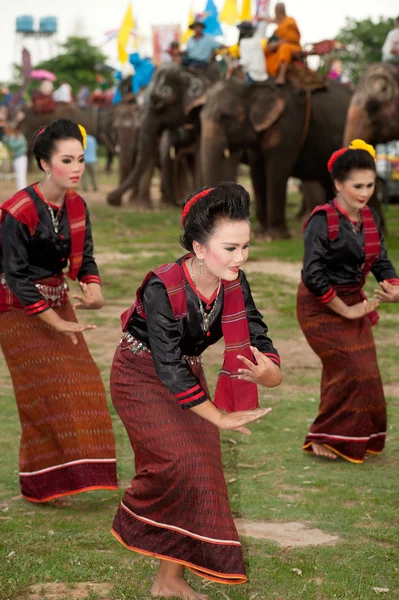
top-left (53, 318), bottom-right (97, 345)
top-left (236, 346), bottom-right (282, 387)
top-left (218, 407), bottom-right (272, 436)
top-left (345, 299), bottom-right (380, 319)
top-left (374, 280), bottom-right (399, 303)
top-left (73, 282), bottom-right (104, 310)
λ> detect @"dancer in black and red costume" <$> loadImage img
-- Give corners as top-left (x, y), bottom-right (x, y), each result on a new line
top-left (297, 139), bottom-right (399, 464)
top-left (110, 182), bottom-right (282, 599)
top-left (0, 119), bottom-right (117, 503)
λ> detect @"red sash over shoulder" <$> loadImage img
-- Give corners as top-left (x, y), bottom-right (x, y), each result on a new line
top-left (121, 261), bottom-right (259, 413)
top-left (0, 185), bottom-right (86, 281)
top-left (304, 202), bottom-right (381, 325)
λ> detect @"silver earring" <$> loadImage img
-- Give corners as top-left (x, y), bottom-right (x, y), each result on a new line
top-left (46, 171), bottom-right (51, 179)
top-left (198, 260), bottom-right (204, 275)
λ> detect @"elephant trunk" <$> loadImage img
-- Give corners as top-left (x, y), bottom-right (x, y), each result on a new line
top-left (343, 103), bottom-right (371, 146)
top-left (200, 119), bottom-right (229, 187)
top-left (107, 112), bottom-right (158, 207)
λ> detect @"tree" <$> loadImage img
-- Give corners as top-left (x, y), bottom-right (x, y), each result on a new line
top-left (337, 17), bottom-right (395, 84)
top-left (32, 36), bottom-right (113, 93)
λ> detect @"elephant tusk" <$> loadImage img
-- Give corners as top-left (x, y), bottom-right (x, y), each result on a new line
top-left (169, 146), bottom-right (176, 160)
top-left (224, 148), bottom-right (231, 159)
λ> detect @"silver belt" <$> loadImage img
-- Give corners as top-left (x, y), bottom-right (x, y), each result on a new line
top-left (35, 281), bottom-right (69, 307)
top-left (120, 332), bottom-right (202, 368)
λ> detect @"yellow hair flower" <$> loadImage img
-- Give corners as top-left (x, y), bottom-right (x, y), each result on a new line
top-left (348, 139), bottom-right (376, 160)
top-left (77, 124), bottom-right (87, 149)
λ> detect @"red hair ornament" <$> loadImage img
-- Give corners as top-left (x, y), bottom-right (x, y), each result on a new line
top-left (181, 188), bottom-right (215, 226)
top-left (33, 127), bottom-right (46, 148)
top-left (327, 148), bottom-right (348, 173)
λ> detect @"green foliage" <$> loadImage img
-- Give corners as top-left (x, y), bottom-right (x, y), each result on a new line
top-left (32, 36), bottom-right (113, 93)
top-left (337, 17), bottom-right (395, 83)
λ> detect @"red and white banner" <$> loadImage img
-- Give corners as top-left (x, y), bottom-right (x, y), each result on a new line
top-left (256, 0), bottom-right (271, 18)
top-left (152, 24), bottom-right (181, 65)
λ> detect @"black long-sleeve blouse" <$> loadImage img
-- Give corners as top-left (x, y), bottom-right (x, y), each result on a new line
top-left (302, 203), bottom-right (399, 303)
top-left (0, 185), bottom-right (100, 315)
top-left (128, 257), bottom-right (280, 409)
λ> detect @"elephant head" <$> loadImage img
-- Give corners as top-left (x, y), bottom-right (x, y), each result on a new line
top-left (344, 63), bottom-right (399, 146)
top-left (107, 65), bottom-right (212, 206)
top-left (200, 80), bottom-right (286, 186)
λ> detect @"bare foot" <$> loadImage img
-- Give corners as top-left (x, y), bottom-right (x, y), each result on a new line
top-left (151, 576), bottom-right (209, 599)
top-left (311, 443), bottom-right (337, 460)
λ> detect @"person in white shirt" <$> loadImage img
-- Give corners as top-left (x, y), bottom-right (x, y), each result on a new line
top-left (237, 20), bottom-right (268, 83)
top-left (382, 16), bottom-right (399, 64)
top-left (53, 82), bottom-right (73, 103)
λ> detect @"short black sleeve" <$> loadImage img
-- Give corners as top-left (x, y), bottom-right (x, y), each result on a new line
top-left (1, 214), bottom-right (50, 315)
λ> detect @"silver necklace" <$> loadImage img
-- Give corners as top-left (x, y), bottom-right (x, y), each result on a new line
top-left (350, 213), bottom-right (362, 235)
top-left (39, 184), bottom-right (63, 234)
top-left (189, 258), bottom-right (221, 332)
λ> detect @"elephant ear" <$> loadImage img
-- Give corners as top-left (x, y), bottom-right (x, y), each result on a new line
top-left (181, 71), bottom-right (208, 115)
top-left (249, 86), bottom-right (286, 133)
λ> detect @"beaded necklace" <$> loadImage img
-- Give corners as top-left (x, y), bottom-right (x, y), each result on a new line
top-left (189, 258), bottom-right (221, 332)
top-left (38, 184), bottom-right (63, 234)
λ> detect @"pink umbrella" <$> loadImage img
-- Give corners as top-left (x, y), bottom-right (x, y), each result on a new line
top-left (30, 69), bottom-right (57, 81)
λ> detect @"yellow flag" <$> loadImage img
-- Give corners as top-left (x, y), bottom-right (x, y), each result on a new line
top-left (183, 4), bottom-right (195, 44)
top-left (220, 0), bottom-right (239, 25)
top-left (118, 3), bottom-right (135, 64)
top-left (240, 0), bottom-right (252, 21)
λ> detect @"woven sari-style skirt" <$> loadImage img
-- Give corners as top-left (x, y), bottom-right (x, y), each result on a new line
top-left (110, 335), bottom-right (246, 585)
top-left (297, 281), bottom-right (386, 464)
top-left (0, 301), bottom-right (118, 502)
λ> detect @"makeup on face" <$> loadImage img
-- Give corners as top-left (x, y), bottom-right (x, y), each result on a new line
top-left (46, 139), bottom-right (85, 188)
top-left (201, 219), bottom-right (251, 281)
top-left (335, 169), bottom-right (375, 217)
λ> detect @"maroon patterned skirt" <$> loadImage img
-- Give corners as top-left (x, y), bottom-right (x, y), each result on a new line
top-left (296, 281), bottom-right (386, 463)
top-left (0, 299), bottom-right (117, 502)
top-left (110, 335), bottom-right (246, 585)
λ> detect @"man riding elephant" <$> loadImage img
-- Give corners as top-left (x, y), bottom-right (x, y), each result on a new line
top-left (265, 2), bottom-right (302, 85)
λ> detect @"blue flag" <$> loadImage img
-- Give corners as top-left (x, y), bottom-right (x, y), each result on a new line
top-left (203, 0), bottom-right (223, 37)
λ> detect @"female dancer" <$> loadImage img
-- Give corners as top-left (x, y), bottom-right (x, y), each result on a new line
top-left (0, 119), bottom-right (117, 502)
top-left (110, 182), bottom-right (282, 599)
top-left (297, 139), bottom-right (399, 464)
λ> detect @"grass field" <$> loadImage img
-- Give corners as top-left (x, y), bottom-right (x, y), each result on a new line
top-left (0, 171), bottom-right (398, 600)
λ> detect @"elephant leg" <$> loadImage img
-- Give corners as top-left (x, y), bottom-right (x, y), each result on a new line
top-left (105, 149), bottom-right (114, 174)
top-left (249, 150), bottom-right (267, 234)
top-left (264, 154), bottom-right (294, 240)
top-left (299, 180), bottom-right (326, 219)
top-left (129, 158), bottom-right (154, 208)
top-left (159, 131), bottom-right (175, 206)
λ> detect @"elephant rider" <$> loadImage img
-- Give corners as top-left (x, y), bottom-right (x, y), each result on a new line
top-left (382, 16), bottom-right (399, 65)
top-left (265, 2), bottom-right (302, 85)
top-left (183, 18), bottom-right (224, 69)
top-left (32, 80), bottom-right (56, 115)
top-left (236, 20), bottom-right (268, 83)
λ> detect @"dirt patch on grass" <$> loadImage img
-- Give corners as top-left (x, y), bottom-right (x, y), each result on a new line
top-left (244, 260), bottom-right (301, 283)
top-left (235, 519), bottom-right (339, 547)
top-left (383, 383), bottom-right (399, 397)
top-left (17, 582), bottom-right (113, 600)
top-left (95, 252), bottom-right (133, 266)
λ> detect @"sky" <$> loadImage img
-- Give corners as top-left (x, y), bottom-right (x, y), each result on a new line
top-left (0, 0), bottom-right (398, 81)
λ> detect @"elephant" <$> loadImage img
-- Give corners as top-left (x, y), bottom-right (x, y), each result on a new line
top-left (343, 63), bottom-right (399, 146)
top-left (107, 64), bottom-right (217, 207)
top-left (20, 104), bottom-right (116, 172)
top-left (111, 101), bottom-right (142, 184)
top-left (200, 78), bottom-right (352, 238)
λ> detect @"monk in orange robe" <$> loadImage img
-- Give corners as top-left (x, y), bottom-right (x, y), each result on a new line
top-left (265, 3), bottom-right (302, 85)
